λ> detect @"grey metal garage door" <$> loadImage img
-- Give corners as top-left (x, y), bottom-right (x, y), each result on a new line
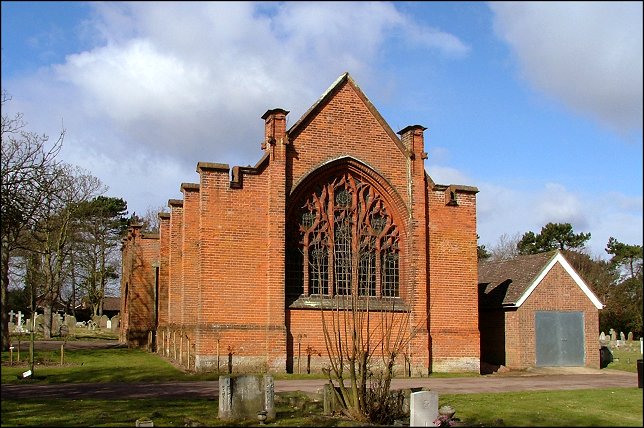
top-left (535, 311), bottom-right (585, 366)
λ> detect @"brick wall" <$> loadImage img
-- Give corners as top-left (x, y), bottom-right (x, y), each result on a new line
top-left (168, 200), bottom-right (183, 326)
top-left (181, 183), bottom-right (200, 344)
top-left (157, 213), bottom-right (170, 327)
top-left (120, 225), bottom-right (159, 347)
top-left (504, 262), bottom-right (600, 369)
top-left (428, 184), bottom-right (480, 372)
top-left (120, 73), bottom-right (481, 373)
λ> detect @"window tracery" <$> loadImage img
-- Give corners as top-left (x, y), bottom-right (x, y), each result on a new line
top-left (287, 171), bottom-right (400, 299)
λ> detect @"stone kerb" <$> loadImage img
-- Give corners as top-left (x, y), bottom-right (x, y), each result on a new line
top-left (218, 374), bottom-right (275, 422)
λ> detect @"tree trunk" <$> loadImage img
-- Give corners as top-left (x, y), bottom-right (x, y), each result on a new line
top-left (1, 239), bottom-right (10, 351)
top-left (43, 305), bottom-right (52, 340)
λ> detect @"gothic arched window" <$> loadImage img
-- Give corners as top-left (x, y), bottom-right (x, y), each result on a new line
top-left (286, 171), bottom-right (400, 299)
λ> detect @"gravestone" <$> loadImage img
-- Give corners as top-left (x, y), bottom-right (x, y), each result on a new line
top-left (609, 329), bottom-right (617, 341)
top-left (64, 314), bottom-right (76, 329)
top-left (599, 331), bottom-right (606, 341)
top-left (218, 374), bottom-right (275, 421)
top-left (410, 390), bottom-right (438, 427)
top-left (321, 384), bottom-right (342, 415)
top-left (15, 311), bottom-right (24, 333)
top-left (33, 314), bottom-right (44, 333)
top-left (620, 331), bottom-right (626, 341)
top-left (52, 314), bottom-right (62, 333)
top-left (628, 332), bottom-right (633, 341)
top-left (100, 315), bottom-right (109, 329)
top-left (110, 315), bottom-right (120, 331)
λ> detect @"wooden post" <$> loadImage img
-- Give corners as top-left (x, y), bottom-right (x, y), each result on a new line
top-left (60, 344), bottom-right (64, 366)
top-left (216, 339), bottom-right (220, 374)
top-left (187, 338), bottom-right (191, 370)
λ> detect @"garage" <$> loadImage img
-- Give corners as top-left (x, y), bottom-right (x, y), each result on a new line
top-left (479, 250), bottom-right (603, 370)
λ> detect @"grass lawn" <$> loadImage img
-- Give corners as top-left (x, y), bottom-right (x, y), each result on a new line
top-left (607, 347), bottom-right (642, 373)
top-left (2, 341), bottom-right (642, 427)
top-left (1, 388), bottom-right (641, 427)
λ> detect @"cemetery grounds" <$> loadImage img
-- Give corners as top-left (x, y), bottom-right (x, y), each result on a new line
top-left (0, 331), bottom-right (642, 427)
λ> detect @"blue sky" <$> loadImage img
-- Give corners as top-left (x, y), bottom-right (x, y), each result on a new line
top-left (2, 1), bottom-right (642, 259)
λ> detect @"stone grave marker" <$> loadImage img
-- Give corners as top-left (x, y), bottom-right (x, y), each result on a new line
top-left (110, 315), bottom-right (120, 331)
top-left (33, 313), bottom-right (44, 333)
top-left (64, 314), bottom-right (76, 329)
top-left (100, 315), bottom-right (109, 329)
top-left (628, 332), bottom-right (633, 341)
top-left (321, 384), bottom-right (342, 416)
top-left (410, 390), bottom-right (438, 427)
top-left (15, 311), bottom-right (25, 333)
top-left (218, 374), bottom-right (275, 422)
top-left (52, 313), bottom-right (62, 333)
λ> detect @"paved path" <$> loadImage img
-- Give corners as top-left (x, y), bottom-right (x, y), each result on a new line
top-left (2, 370), bottom-right (637, 400)
top-left (3, 340), bottom-right (638, 400)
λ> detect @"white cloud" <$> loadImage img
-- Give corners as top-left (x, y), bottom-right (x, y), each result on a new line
top-left (490, 1), bottom-right (643, 133)
top-left (2, 1), bottom-right (468, 216)
top-left (8, 2), bottom-right (638, 261)
top-left (535, 182), bottom-right (588, 229)
top-left (427, 165), bottom-right (472, 186)
top-left (476, 179), bottom-right (642, 259)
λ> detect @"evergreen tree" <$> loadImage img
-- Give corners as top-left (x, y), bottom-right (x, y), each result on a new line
top-left (517, 222), bottom-right (591, 255)
top-left (604, 237), bottom-right (643, 336)
top-left (73, 196), bottom-right (129, 317)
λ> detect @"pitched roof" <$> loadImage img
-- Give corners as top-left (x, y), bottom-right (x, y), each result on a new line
top-left (102, 296), bottom-right (121, 312)
top-left (286, 72), bottom-right (407, 156)
top-left (478, 250), bottom-right (603, 309)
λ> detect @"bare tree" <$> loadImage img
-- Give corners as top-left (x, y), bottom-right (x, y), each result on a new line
top-left (1, 92), bottom-right (63, 350)
top-left (140, 204), bottom-right (168, 233)
top-left (488, 232), bottom-right (522, 261)
top-left (29, 165), bottom-right (105, 338)
top-left (293, 172), bottom-right (425, 424)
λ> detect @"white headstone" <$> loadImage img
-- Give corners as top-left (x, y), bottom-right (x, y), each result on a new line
top-left (410, 390), bottom-right (438, 427)
top-left (14, 311), bottom-right (24, 333)
top-left (106, 319), bottom-right (112, 329)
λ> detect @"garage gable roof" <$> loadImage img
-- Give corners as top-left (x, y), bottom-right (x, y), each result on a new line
top-left (479, 250), bottom-right (603, 309)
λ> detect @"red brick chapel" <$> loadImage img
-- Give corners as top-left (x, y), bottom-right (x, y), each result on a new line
top-left (120, 73), bottom-right (480, 374)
